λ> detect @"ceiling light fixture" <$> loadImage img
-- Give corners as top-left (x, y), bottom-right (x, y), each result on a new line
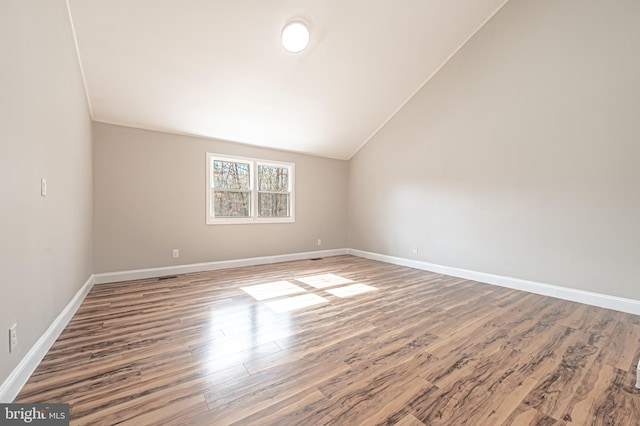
top-left (281, 21), bottom-right (310, 53)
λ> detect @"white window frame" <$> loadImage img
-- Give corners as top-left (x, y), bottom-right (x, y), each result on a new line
top-left (206, 153), bottom-right (295, 225)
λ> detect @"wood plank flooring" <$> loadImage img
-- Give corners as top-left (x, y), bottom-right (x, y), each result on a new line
top-left (15, 255), bottom-right (640, 425)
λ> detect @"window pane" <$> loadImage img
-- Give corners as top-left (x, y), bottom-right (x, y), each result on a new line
top-left (214, 191), bottom-right (251, 217)
top-left (258, 193), bottom-right (289, 217)
top-left (258, 165), bottom-right (289, 192)
top-left (213, 160), bottom-right (251, 190)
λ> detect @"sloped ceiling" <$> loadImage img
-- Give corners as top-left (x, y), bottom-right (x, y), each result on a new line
top-left (68, 0), bottom-right (509, 159)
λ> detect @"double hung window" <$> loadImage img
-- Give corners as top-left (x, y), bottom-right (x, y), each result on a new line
top-left (206, 153), bottom-right (294, 224)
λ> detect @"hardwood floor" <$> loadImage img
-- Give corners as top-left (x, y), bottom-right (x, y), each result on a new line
top-left (15, 255), bottom-right (640, 425)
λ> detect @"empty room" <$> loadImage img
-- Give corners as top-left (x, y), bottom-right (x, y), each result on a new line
top-left (1, 0), bottom-right (639, 424)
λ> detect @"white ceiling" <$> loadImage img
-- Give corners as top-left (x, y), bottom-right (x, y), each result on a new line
top-left (68, 0), bottom-right (509, 160)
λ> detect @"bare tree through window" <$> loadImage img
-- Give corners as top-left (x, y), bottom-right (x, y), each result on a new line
top-left (213, 160), bottom-right (251, 217)
top-left (258, 165), bottom-right (290, 217)
top-left (207, 153), bottom-right (294, 224)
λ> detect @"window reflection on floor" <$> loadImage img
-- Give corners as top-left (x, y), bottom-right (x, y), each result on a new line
top-left (264, 293), bottom-right (329, 313)
top-left (325, 283), bottom-right (377, 298)
top-left (204, 274), bottom-right (379, 373)
top-left (200, 300), bottom-right (291, 374)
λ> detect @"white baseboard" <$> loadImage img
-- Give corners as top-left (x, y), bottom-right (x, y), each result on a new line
top-left (0, 275), bottom-right (95, 403)
top-left (0, 249), bottom-right (345, 402)
top-left (3, 248), bottom-right (637, 402)
top-left (94, 248), bottom-right (640, 315)
top-left (93, 249), bottom-right (349, 284)
top-left (347, 248), bottom-right (640, 316)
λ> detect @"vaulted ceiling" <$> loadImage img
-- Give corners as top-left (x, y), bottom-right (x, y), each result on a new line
top-left (68, 0), bottom-right (509, 159)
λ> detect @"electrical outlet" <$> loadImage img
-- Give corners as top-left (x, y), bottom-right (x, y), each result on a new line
top-left (9, 323), bottom-right (17, 353)
top-left (172, 249), bottom-right (180, 258)
top-left (41, 178), bottom-right (47, 197)
top-left (317, 239), bottom-right (322, 246)
top-left (411, 245), bottom-right (418, 254)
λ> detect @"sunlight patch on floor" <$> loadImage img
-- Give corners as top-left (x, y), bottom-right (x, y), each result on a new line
top-left (326, 284), bottom-right (378, 298)
top-left (264, 294), bottom-right (329, 313)
top-left (241, 274), bottom-right (371, 313)
top-left (297, 273), bottom-right (353, 289)
top-left (241, 281), bottom-right (306, 301)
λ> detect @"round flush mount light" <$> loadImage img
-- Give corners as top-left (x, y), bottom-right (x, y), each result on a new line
top-left (281, 21), bottom-right (310, 53)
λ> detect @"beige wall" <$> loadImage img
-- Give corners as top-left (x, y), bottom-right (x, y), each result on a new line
top-left (348, 0), bottom-right (640, 300)
top-left (0, 0), bottom-right (93, 384)
top-left (93, 123), bottom-right (348, 273)
top-left (2, 0), bottom-right (638, 394)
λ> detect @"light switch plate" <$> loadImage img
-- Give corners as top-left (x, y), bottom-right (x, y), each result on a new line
top-left (41, 178), bottom-right (47, 196)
